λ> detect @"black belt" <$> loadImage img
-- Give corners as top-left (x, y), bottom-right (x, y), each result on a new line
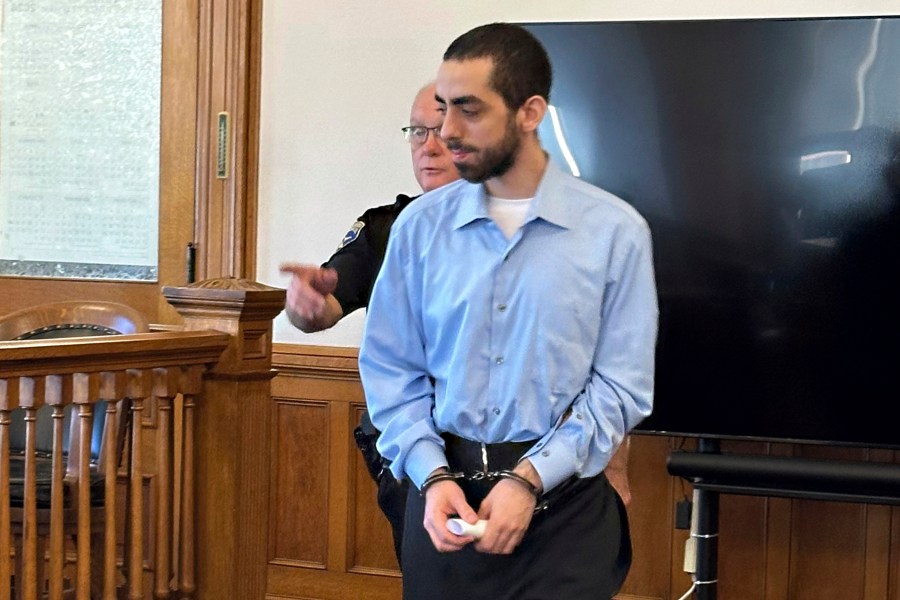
top-left (441, 432), bottom-right (535, 474)
top-left (439, 432), bottom-right (590, 513)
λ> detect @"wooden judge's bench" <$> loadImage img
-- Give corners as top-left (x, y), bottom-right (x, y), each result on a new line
top-left (3, 278), bottom-right (899, 600)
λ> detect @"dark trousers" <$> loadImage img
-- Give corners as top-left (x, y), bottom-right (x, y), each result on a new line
top-left (401, 436), bottom-right (632, 600)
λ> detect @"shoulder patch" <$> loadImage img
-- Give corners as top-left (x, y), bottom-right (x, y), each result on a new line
top-left (336, 220), bottom-right (365, 251)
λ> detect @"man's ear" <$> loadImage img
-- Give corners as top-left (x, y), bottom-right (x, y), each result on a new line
top-left (517, 95), bottom-right (548, 133)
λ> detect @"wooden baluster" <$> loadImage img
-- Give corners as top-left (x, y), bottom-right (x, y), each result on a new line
top-left (72, 373), bottom-right (98, 600)
top-left (20, 377), bottom-right (39, 600)
top-left (126, 370), bottom-right (147, 600)
top-left (152, 368), bottom-right (177, 600)
top-left (98, 371), bottom-right (125, 600)
top-left (45, 375), bottom-right (68, 600)
top-left (177, 367), bottom-right (202, 600)
top-left (0, 379), bottom-right (14, 600)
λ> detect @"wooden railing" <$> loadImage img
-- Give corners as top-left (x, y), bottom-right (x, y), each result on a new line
top-left (1, 278), bottom-right (285, 600)
top-left (1, 333), bottom-right (229, 600)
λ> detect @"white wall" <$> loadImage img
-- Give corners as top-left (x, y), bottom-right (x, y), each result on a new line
top-left (257, 0), bottom-right (898, 347)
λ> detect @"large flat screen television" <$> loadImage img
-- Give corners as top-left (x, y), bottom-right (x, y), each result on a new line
top-left (525, 17), bottom-right (900, 450)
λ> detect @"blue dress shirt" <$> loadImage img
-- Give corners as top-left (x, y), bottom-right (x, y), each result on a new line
top-left (358, 160), bottom-right (658, 492)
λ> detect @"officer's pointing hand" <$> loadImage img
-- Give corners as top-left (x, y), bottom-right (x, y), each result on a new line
top-left (280, 263), bottom-right (339, 327)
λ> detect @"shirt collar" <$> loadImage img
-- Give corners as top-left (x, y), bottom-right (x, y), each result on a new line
top-left (450, 182), bottom-right (490, 230)
top-left (450, 159), bottom-right (579, 231)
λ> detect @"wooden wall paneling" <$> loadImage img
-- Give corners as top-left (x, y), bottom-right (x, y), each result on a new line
top-left (617, 433), bottom-right (678, 600)
top-left (661, 439), bottom-right (900, 600)
top-left (762, 442), bottom-right (796, 600)
top-left (864, 502), bottom-right (893, 600)
top-left (269, 346), bottom-right (403, 599)
top-left (668, 525), bottom-right (690, 600)
top-left (788, 445), bottom-right (888, 600)
top-left (716, 441), bottom-right (774, 599)
top-left (718, 495), bottom-right (769, 598)
top-left (863, 448), bottom-right (896, 600)
top-left (790, 498), bottom-right (869, 600)
top-left (271, 375), bottom-right (361, 404)
top-left (763, 495), bottom-right (794, 600)
top-left (348, 403), bottom-right (401, 575)
top-left (891, 500), bottom-right (900, 600)
top-left (269, 345), bottom-right (900, 600)
top-left (270, 397), bottom-right (330, 567)
top-left (327, 396), bottom-right (351, 571)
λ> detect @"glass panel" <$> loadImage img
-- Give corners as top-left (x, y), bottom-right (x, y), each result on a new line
top-left (0, 0), bottom-right (162, 281)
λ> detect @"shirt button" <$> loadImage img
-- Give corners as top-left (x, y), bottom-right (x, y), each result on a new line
top-left (541, 450), bottom-right (550, 457)
top-left (493, 408), bottom-right (501, 415)
top-left (495, 356), bottom-right (504, 365)
top-left (576, 413), bottom-right (583, 420)
top-left (497, 303), bottom-right (507, 312)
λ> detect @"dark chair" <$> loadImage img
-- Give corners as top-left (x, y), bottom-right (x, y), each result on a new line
top-left (1, 301), bottom-right (149, 599)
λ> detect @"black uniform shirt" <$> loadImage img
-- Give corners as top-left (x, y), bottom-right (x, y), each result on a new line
top-left (324, 193), bottom-right (417, 316)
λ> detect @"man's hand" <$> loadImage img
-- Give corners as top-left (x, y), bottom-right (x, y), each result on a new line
top-left (280, 263), bottom-right (343, 333)
top-left (423, 476), bottom-right (479, 552)
top-left (475, 460), bottom-right (542, 554)
top-left (604, 437), bottom-right (632, 505)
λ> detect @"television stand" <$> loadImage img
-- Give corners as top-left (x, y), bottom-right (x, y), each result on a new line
top-left (667, 438), bottom-right (900, 599)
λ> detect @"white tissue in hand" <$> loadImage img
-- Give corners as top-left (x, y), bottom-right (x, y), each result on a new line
top-left (447, 518), bottom-right (487, 539)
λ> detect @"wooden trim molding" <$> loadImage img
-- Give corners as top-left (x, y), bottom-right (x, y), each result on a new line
top-left (273, 343), bottom-right (362, 381)
top-left (194, 0), bottom-right (263, 281)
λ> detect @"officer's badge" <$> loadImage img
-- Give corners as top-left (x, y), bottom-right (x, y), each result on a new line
top-left (336, 220), bottom-right (365, 251)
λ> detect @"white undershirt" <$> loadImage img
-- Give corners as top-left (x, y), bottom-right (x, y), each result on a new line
top-left (487, 195), bottom-right (533, 239)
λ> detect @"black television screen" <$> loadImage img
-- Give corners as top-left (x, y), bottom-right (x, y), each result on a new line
top-left (525, 17), bottom-right (900, 450)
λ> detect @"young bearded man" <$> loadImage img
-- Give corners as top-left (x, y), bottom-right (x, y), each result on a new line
top-left (359, 23), bottom-right (658, 600)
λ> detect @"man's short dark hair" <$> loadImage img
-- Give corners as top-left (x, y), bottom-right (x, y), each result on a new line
top-left (443, 22), bottom-right (552, 110)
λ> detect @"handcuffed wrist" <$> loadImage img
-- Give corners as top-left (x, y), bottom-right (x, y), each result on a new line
top-left (419, 469), bottom-right (464, 495)
top-left (497, 470), bottom-right (541, 500)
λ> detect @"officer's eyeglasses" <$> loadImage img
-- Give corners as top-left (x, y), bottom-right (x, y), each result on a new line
top-left (402, 126), bottom-right (443, 146)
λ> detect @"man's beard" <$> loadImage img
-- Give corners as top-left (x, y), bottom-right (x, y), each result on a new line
top-left (449, 114), bottom-right (520, 184)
